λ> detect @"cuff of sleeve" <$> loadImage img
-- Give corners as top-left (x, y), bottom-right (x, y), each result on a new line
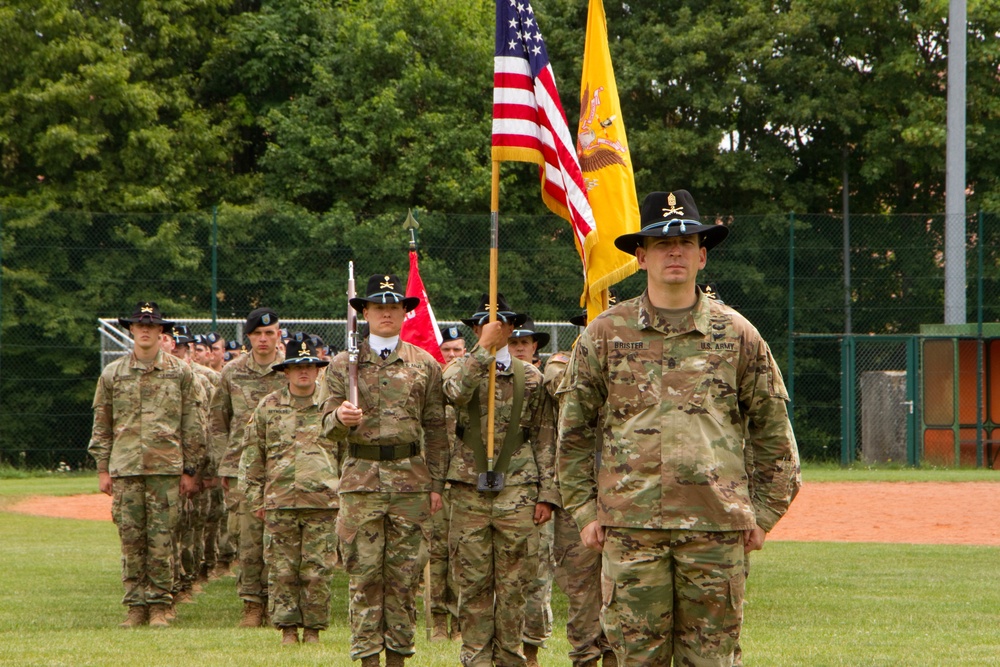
top-left (538, 488), bottom-right (561, 507)
top-left (431, 480), bottom-right (445, 495)
top-left (753, 504), bottom-right (781, 533)
top-left (571, 502), bottom-right (600, 533)
top-left (96, 461), bottom-right (109, 474)
top-left (324, 410), bottom-right (349, 440)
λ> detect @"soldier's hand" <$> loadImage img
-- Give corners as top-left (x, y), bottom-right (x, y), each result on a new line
top-left (430, 492), bottom-right (443, 514)
top-left (580, 520), bottom-right (605, 552)
top-left (478, 321), bottom-right (514, 352)
top-left (98, 471), bottom-right (112, 496)
top-left (255, 508), bottom-right (265, 520)
top-left (180, 474), bottom-right (198, 498)
top-left (533, 502), bottom-right (554, 525)
top-left (337, 401), bottom-right (363, 427)
top-left (202, 476), bottom-right (218, 489)
top-left (743, 525), bottom-right (766, 553)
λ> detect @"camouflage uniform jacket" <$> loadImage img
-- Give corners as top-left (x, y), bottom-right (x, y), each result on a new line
top-left (557, 289), bottom-right (801, 533)
top-left (189, 364), bottom-right (216, 476)
top-left (210, 351), bottom-right (286, 478)
top-left (442, 345), bottom-right (560, 505)
top-left (239, 387), bottom-right (340, 512)
top-left (88, 350), bottom-right (206, 477)
top-left (319, 339), bottom-right (448, 495)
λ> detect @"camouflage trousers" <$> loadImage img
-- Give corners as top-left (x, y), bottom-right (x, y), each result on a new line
top-left (337, 491), bottom-right (430, 659)
top-left (221, 478), bottom-right (240, 564)
top-left (523, 517), bottom-right (554, 648)
top-left (428, 487), bottom-right (457, 617)
top-left (264, 508), bottom-right (339, 630)
top-left (449, 482), bottom-right (538, 667)
top-left (111, 475), bottom-right (180, 607)
top-left (171, 495), bottom-right (194, 593)
top-left (238, 495), bottom-right (268, 602)
top-left (202, 485), bottom-right (225, 571)
top-left (601, 528), bottom-right (745, 667)
top-left (552, 506), bottom-right (608, 666)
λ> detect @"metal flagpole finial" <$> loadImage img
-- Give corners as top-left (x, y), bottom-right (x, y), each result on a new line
top-left (404, 209), bottom-right (419, 250)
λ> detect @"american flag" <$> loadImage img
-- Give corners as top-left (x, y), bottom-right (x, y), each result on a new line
top-left (492, 0), bottom-right (596, 261)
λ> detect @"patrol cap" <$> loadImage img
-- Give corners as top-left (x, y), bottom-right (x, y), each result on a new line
top-left (119, 301), bottom-right (174, 330)
top-left (440, 326), bottom-right (463, 342)
top-left (273, 332), bottom-right (330, 371)
top-left (510, 317), bottom-right (550, 348)
top-left (349, 273), bottom-right (419, 313)
top-left (245, 308), bottom-right (279, 335)
top-left (192, 334), bottom-right (208, 346)
top-left (308, 334), bottom-right (330, 356)
top-left (171, 324), bottom-right (193, 345)
top-left (614, 190), bottom-right (728, 255)
top-left (461, 293), bottom-right (527, 327)
top-left (225, 339), bottom-right (241, 352)
top-left (204, 332), bottom-right (222, 345)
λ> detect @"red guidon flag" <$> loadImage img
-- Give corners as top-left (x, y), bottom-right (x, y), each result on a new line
top-left (491, 0), bottom-right (596, 270)
top-left (400, 250), bottom-right (445, 364)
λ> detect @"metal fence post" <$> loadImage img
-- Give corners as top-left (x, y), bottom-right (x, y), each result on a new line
top-left (976, 209), bottom-right (984, 466)
top-left (211, 206), bottom-right (219, 330)
top-left (787, 212), bottom-right (795, 429)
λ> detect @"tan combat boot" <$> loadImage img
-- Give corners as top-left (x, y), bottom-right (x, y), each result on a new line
top-left (361, 654), bottom-right (380, 667)
top-left (431, 613), bottom-right (449, 641)
top-left (164, 602), bottom-right (177, 620)
top-left (384, 650), bottom-right (406, 667)
top-left (302, 628), bottom-right (320, 644)
top-left (148, 604), bottom-right (170, 628)
top-left (119, 606), bottom-right (148, 628)
top-left (449, 615), bottom-right (461, 642)
top-left (238, 600), bottom-right (265, 628)
top-left (175, 589), bottom-right (195, 604)
top-left (281, 626), bottom-right (299, 644)
top-left (602, 651), bottom-right (618, 667)
top-left (523, 643), bottom-right (540, 667)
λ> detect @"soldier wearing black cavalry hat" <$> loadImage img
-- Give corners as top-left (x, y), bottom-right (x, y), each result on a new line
top-left (88, 302), bottom-right (206, 629)
top-left (557, 190), bottom-right (801, 666)
top-left (319, 273), bottom-right (448, 667)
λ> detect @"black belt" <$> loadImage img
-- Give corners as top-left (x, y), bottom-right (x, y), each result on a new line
top-left (349, 442), bottom-right (420, 461)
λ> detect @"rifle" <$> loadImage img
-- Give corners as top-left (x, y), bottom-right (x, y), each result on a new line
top-left (346, 261), bottom-right (359, 406)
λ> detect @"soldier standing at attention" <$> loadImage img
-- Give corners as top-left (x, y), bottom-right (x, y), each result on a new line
top-left (211, 307), bottom-right (286, 627)
top-left (429, 325), bottom-right (466, 642)
top-left (88, 302), bottom-right (205, 628)
top-left (557, 190), bottom-right (801, 666)
top-left (444, 294), bottom-right (559, 667)
top-left (508, 317), bottom-right (555, 667)
top-left (240, 333), bottom-right (340, 645)
top-left (320, 273), bottom-right (448, 667)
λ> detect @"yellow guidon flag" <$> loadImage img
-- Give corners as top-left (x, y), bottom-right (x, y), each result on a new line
top-left (577, 0), bottom-right (640, 323)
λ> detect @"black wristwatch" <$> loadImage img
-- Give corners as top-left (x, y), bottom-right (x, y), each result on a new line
top-left (183, 467), bottom-right (197, 477)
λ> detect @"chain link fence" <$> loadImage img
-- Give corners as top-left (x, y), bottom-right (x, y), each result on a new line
top-left (1, 208), bottom-right (998, 469)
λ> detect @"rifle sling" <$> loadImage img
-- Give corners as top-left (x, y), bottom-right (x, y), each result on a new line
top-left (464, 358), bottom-right (526, 477)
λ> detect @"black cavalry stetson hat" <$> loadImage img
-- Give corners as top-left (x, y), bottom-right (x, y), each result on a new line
top-left (273, 332), bottom-right (330, 371)
top-left (569, 287), bottom-right (620, 327)
top-left (461, 293), bottom-right (527, 327)
top-left (614, 190), bottom-right (729, 255)
top-left (510, 317), bottom-right (550, 348)
top-left (349, 274), bottom-right (419, 313)
top-left (119, 301), bottom-right (174, 330)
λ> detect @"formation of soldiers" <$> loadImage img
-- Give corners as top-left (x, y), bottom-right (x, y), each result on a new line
top-left (89, 189), bottom-right (800, 667)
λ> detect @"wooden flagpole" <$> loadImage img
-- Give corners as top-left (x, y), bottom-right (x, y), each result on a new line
top-left (486, 160), bottom-right (500, 475)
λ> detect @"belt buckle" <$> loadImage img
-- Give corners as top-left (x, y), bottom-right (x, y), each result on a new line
top-left (477, 471), bottom-right (505, 492)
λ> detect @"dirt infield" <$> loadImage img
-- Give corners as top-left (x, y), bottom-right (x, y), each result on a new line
top-left (6, 482), bottom-right (1000, 546)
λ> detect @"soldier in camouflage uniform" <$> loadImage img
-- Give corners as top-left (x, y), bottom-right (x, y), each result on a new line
top-left (240, 333), bottom-right (340, 645)
top-left (320, 273), bottom-right (448, 667)
top-left (88, 302), bottom-right (205, 629)
top-left (443, 294), bottom-right (560, 667)
top-left (557, 190), bottom-right (801, 666)
top-left (210, 307), bottom-right (287, 627)
top-left (508, 318), bottom-right (555, 666)
top-left (429, 325), bottom-right (467, 642)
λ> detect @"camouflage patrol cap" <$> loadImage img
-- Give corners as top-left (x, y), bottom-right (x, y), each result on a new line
top-left (614, 190), bottom-right (728, 254)
top-left (273, 332), bottom-right (330, 371)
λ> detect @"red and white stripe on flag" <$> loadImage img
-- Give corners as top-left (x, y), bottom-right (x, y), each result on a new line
top-left (491, 0), bottom-right (596, 267)
top-left (400, 250), bottom-right (445, 364)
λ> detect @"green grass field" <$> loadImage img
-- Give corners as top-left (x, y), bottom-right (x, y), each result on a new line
top-left (2, 469), bottom-right (999, 666)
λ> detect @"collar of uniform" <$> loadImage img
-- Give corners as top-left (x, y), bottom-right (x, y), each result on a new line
top-left (638, 289), bottom-right (712, 336)
top-left (247, 350), bottom-right (285, 375)
top-left (130, 348), bottom-right (166, 371)
top-left (277, 386), bottom-right (319, 408)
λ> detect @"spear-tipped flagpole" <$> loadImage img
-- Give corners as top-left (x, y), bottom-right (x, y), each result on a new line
top-left (486, 161), bottom-right (500, 478)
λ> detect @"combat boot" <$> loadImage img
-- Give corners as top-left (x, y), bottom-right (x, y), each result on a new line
top-left (175, 589), bottom-right (195, 604)
top-left (281, 626), bottom-right (299, 644)
top-left (164, 602), bottom-right (177, 621)
top-left (385, 650), bottom-right (406, 667)
top-left (361, 654), bottom-right (380, 667)
top-left (238, 600), bottom-right (265, 628)
top-left (576, 660), bottom-right (598, 667)
top-left (601, 651), bottom-right (618, 667)
top-left (302, 628), bottom-right (320, 644)
top-left (148, 604), bottom-right (170, 628)
top-left (119, 606), bottom-right (147, 628)
top-left (431, 613), bottom-right (449, 641)
top-left (524, 643), bottom-right (540, 667)
top-left (449, 615), bottom-right (461, 642)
